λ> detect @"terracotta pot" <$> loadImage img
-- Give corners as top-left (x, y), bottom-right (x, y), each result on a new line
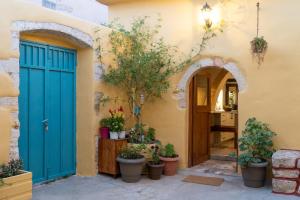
top-left (117, 156), bottom-right (145, 183)
top-left (147, 162), bottom-right (165, 180)
top-left (241, 161), bottom-right (268, 188)
top-left (100, 127), bottom-right (109, 139)
top-left (160, 156), bottom-right (179, 176)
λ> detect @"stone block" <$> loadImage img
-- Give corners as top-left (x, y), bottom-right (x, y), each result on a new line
top-left (297, 159), bottom-right (300, 169)
top-left (272, 169), bottom-right (299, 179)
top-left (272, 150), bottom-right (300, 168)
top-left (272, 179), bottom-right (297, 194)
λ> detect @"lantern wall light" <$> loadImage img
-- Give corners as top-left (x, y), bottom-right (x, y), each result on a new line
top-left (198, 2), bottom-right (221, 29)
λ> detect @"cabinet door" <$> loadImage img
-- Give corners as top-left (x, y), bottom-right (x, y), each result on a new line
top-left (221, 112), bottom-right (235, 126)
top-left (99, 140), bottom-right (116, 174)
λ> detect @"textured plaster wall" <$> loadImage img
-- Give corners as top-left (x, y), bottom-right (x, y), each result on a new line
top-left (0, 72), bottom-right (18, 164)
top-left (107, 0), bottom-right (300, 167)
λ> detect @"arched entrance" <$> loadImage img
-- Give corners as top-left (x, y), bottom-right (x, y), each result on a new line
top-left (177, 58), bottom-right (247, 173)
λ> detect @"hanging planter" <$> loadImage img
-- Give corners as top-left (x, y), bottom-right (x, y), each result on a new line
top-left (251, 36), bottom-right (268, 65)
top-left (251, 2), bottom-right (268, 65)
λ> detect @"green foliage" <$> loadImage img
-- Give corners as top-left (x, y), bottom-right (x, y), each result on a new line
top-left (251, 36), bottom-right (268, 65)
top-left (160, 143), bottom-right (177, 158)
top-left (237, 118), bottom-right (276, 167)
top-left (109, 117), bottom-right (125, 132)
top-left (128, 123), bottom-right (145, 144)
top-left (149, 145), bottom-right (161, 165)
top-left (100, 118), bottom-right (110, 128)
top-left (144, 127), bottom-right (156, 144)
top-left (119, 145), bottom-right (144, 159)
top-left (103, 107), bottom-right (125, 132)
top-left (0, 159), bottom-right (23, 179)
top-left (97, 16), bottom-right (191, 116)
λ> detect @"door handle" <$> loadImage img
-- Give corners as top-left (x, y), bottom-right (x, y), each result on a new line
top-left (42, 119), bottom-right (48, 132)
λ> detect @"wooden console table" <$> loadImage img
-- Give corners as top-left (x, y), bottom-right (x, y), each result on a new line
top-left (98, 138), bottom-right (127, 177)
top-left (210, 125), bottom-right (238, 149)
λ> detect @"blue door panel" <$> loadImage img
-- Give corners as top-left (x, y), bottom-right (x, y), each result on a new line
top-left (19, 40), bottom-right (76, 183)
top-left (28, 69), bottom-right (46, 182)
top-left (47, 71), bottom-right (62, 179)
top-left (61, 72), bottom-right (75, 173)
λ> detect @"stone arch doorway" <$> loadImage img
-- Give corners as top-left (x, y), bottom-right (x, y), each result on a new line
top-left (9, 21), bottom-right (96, 181)
top-left (176, 57), bottom-right (247, 170)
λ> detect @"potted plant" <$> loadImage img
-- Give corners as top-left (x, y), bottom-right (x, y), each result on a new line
top-left (108, 107), bottom-right (125, 139)
top-left (117, 145), bottom-right (145, 183)
top-left (237, 117), bottom-right (276, 188)
top-left (251, 36), bottom-right (268, 65)
top-left (144, 127), bottom-right (156, 144)
top-left (0, 159), bottom-right (32, 199)
top-left (147, 145), bottom-right (164, 180)
top-left (99, 118), bottom-right (110, 139)
top-left (159, 143), bottom-right (179, 176)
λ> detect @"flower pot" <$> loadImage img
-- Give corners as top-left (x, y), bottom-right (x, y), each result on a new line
top-left (0, 170), bottom-right (32, 200)
top-left (128, 143), bottom-right (156, 175)
top-left (110, 131), bottom-right (119, 140)
top-left (118, 131), bottom-right (126, 139)
top-left (160, 156), bottom-right (179, 176)
top-left (147, 162), bottom-right (165, 180)
top-left (241, 161), bottom-right (268, 188)
top-left (117, 156), bottom-right (145, 183)
top-left (100, 127), bottom-right (109, 139)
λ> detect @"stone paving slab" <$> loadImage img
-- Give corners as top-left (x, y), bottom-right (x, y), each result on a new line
top-left (32, 172), bottom-right (297, 200)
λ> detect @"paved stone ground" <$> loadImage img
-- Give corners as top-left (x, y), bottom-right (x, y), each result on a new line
top-left (33, 169), bottom-right (297, 200)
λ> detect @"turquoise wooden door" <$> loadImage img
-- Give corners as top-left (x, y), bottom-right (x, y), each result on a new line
top-left (19, 41), bottom-right (76, 183)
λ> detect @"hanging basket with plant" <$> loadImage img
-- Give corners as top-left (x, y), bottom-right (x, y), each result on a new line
top-left (251, 2), bottom-right (268, 65)
top-left (251, 36), bottom-right (268, 65)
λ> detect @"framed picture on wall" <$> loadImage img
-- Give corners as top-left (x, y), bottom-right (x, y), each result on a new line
top-left (225, 79), bottom-right (238, 110)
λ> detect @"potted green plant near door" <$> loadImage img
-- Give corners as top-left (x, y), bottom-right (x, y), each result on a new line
top-left (117, 145), bottom-right (145, 183)
top-left (237, 117), bottom-right (276, 188)
top-left (159, 143), bottom-right (179, 176)
top-left (147, 145), bottom-right (164, 180)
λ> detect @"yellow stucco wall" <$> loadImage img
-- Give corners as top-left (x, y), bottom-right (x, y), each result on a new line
top-left (0, 0), bottom-right (113, 176)
top-left (107, 0), bottom-right (300, 168)
top-left (0, 72), bottom-right (19, 164)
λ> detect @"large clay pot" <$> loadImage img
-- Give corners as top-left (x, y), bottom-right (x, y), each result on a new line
top-left (100, 127), bottom-right (109, 139)
top-left (128, 143), bottom-right (156, 174)
top-left (117, 156), bottom-right (145, 183)
top-left (160, 156), bottom-right (179, 176)
top-left (241, 161), bottom-right (268, 188)
top-left (147, 162), bottom-right (165, 180)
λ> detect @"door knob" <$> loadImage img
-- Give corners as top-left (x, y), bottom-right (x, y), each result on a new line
top-left (42, 119), bottom-right (48, 132)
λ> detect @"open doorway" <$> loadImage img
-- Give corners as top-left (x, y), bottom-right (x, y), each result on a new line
top-left (188, 67), bottom-right (239, 176)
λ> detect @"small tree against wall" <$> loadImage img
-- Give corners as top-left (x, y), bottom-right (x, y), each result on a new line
top-left (96, 17), bottom-right (191, 123)
top-left (96, 16), bottom-right (222, 139)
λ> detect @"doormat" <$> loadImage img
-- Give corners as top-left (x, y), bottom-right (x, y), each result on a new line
top-left (182, 175), bottom-right (224, 186)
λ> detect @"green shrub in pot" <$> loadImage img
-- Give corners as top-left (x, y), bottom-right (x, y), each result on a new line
top-left (159, 143), bottom-right (179, 176)
top-left (147, 145), bottom-right (164, 180)
top-left (237, 117), bottom-right (276, 188)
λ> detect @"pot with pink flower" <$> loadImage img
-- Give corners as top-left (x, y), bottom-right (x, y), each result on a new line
top-left (99, 118), bottom-right (110, 139)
